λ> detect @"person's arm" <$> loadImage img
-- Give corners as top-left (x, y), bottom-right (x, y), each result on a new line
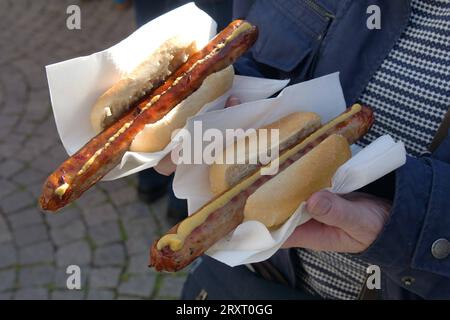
top-left (356, 133), bottom-right (450, 299)
top-left (284, 131), bottom-right (450, 299)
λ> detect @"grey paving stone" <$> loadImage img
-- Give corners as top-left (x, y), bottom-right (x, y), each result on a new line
top-left (14, 224), bottom-right (48, 247)
top-left (24, 59), bottom-right (48, 83)
top-left (23, 104), bottom-right (49, 123)
top-left (0, 159), bottom-right (25, 179)
top-left (14, 287), bottom-right (49, 300)
top-left (87, 289), bottom-right (115, 300)
top-left (2, 69), bottom-right (26, 112)
top-left (123, 217), bottom-right (158, 239)
top-left (120, 202), bottom-right (151, 222)
top-left (0, 179), bottom-right (17, 199)
top-left (56, 240), bottom-right (91, 267)
top-left (98, 179), bottom-right (131, 193)
top-left (0, 0), bottom-right (147, 300)
top-left (1, 138), bottom-right (27, 155)
top-left (127, 253), bottom-right (151, 274)
top-left (117, 295), bottom-right (140, 300)
top-left (93, 244), bottom-right (125, 267)
top-left (0, 216), bottom-right (12, 244)
top-left (0, 226), bottom-right (10, 244)
top-left (23, 63), bottom-right (48, 89)
top-left (0, 141), bottom-right (22, 159)
top-left (15, 139), bottom-right (55, 163)
top-left (118, 273), bottom-right (156, 298)
top-left (82, 203), bottom-right (118, 227)
top-left (54, 266), bottom-right (89, 289)
top-left (28, 143), bottom-right (66, 175)
top-left (14, 120), bottom-right (37, 136)
top-left (0, 125), bottom-right (12, 139)
top-left (4, 134), bottom-right (27, 147)
top-left (0, 243), bottom-right (16, 268)
top-left (28, 182), bottom-right (44, 199)
top-left (157, 276), bottom-right (186, 299)
top-left (0, 292), bottom-right (12, 300)
top-left (45, 206), bottom-right (81, 228)
top-left (76, 187), bottom-right (108, 211)
top-left (34, 122), bottom-right (60, 144)
top-left (50, 219), bottom-right (86, 246)
top-left (0, 126), bottom-right (11, 140)
top-left (1, 190), bottom-right (36, 214)
top-left (12, 167), bottom-right (45, 186)
top-left (108, 185), bottom-right (138, 207)
top-left (89, 267), bottom-right (121, 288)
top-left (19, 241), bottom-right (53, 265)
top-left (51, 289), bottom-right (85, 300)
top-left (0, 110), bottom-right (19, 129)
top-left (0, 269), bottom-right (15, 291)
top-left (148, 196), bottom-right (172, 231)
top-left (149, 194), bottom-right (169, 213)
top-left (125, 236), bottom-right (152, 256)
top-left (7, 207), bottom-right (44, 230)
top-left (88, 221), bottom-right (121, 246)
top-left (18, 265), bottom-right (55, 287)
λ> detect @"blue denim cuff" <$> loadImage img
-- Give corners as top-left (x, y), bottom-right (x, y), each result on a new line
top-left (357, 156), bottom-right (431, 268)
top-left (357, 156), bottom-right (450, 298)
top-left (411, 159), bottom-right (450, 278)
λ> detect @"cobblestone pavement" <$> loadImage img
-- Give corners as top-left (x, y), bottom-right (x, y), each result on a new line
top-left (0, 0), bottom-right (187, 300)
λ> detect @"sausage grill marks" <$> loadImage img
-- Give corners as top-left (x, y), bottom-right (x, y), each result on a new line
top-left (150, 105), bottom-right (374, 272)
top-left (39, 20), bottom-right (258, 212)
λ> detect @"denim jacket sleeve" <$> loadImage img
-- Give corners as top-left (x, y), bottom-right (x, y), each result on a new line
top-left (358, 130), bottom-right (450, 299)
top-left (233, 0), bottom-right (450, 299)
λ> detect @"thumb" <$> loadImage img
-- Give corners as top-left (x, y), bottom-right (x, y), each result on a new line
top-left (306, 191), bottom-right (359, 230)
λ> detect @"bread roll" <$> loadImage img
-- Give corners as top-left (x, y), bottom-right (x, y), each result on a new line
top-left (243, 134), bottom-right (351, 228)
top-left (209, 112), bottom-right (321, 195)
top-left (90, 37), bottom-right (197, 133)
top-left (130, 65), bottom-right (235, 152)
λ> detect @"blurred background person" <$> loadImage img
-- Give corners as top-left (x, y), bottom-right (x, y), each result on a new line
top-left (114, 0), bottom-right (133, 10)
top-left (134, 0), bottom-right (232, 29)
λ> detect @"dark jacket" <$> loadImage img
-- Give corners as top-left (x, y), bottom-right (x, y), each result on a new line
top-left (233, 0), bottom-right (450, 299)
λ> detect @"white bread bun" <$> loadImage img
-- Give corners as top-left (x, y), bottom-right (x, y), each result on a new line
top-left (243, 134), bottom-right (351, 228)
top-left (130, 65), bottom-right (235, 153)
top-left (209, 112), bottom-right (322, 195)
top-left (90, 37), bottom-right (197, 133)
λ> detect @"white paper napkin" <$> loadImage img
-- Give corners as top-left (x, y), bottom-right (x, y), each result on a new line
top-left (173, 73), bottom-right (407, 267)
top-left (44, 2), bottom-right (289, 180)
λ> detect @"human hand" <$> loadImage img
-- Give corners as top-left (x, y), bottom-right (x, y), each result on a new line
top-left (154, 95), bottom-right (242, 176)
top-left (282, 191), bottom-right (391, 253)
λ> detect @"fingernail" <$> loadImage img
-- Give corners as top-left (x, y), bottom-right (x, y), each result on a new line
top-left (226, 96), bottom-right (240, 107)
top-left (310, 197), bottom-right (332, 216)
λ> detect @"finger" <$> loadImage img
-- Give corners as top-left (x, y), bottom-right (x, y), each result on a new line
top-left (281, 219), bottom-right (362, 253)
top-left (225, 95), bottom-right (241, 108)
top-left (154, 154), bottom-right (176, 176)
top-left (305, 191), bottom-right (362, 231)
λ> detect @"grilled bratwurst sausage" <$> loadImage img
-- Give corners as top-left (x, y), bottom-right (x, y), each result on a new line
top-left (150, 105), bottom-right (374, 272)
top-left (39, 20), bottom-right (258, 212)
